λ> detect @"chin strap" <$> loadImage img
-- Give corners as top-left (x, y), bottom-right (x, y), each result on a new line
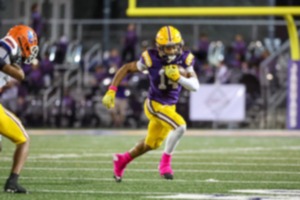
top-left (166, 55), bottom-right (176, 63)
top-left (161, 54), bottom-right (177, 63)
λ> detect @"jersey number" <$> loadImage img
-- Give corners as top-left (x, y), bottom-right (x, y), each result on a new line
top-left (158, 69), bottom-right (179, 90)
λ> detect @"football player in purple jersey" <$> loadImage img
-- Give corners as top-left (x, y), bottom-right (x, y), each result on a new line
top-left (102, 26), bottom-right (200, 182)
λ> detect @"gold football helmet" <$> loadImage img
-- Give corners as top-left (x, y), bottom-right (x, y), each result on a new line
top-left (155, 26), bottom-right (184, 63)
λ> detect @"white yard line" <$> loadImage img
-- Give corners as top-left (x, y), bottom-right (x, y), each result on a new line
top-left (1, 159), bottom-right (300, 167)
top-left (20, 146), bottom-right (300, 153)
top-left (30, 189), bottom-right (174, 195)
top-left (2, 146), bottom-right (300, 157)
top-left (0, 154), bottom-right (299, 161)
top-left (1, 176), bottom-right (299, 185)
top-left (232, 189), bottom-right (300, 196)
top-left (27, 129), bottom-right (300, 136)
top-left (21, 188), bottom-right (300, 200)
top-left (1, 175), bottom-right (299, 198)
top-left (0, 166), bottom-right (299, 174)
top-left (25, 154), bottom-right (300, 161)
top-left (146, 193), bottom-right (300, 200)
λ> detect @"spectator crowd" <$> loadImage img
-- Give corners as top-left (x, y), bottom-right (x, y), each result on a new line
top-left (0, 20), bottom-right (273, 128)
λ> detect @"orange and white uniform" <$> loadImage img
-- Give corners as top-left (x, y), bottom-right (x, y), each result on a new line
top-left (0, 33), bottom-right (34, 144)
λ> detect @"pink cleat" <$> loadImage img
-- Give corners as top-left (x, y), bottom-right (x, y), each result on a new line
top-left (113, 152), bottom-right (132, 182)
top-left (159, 153), bottom-right (174, 180)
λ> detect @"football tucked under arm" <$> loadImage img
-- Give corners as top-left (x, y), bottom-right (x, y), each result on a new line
top-left (178, 66), bottom-right (188, 77)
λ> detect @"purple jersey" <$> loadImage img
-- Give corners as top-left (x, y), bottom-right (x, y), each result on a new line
top-left (138, 49), bottom-right (195, 105)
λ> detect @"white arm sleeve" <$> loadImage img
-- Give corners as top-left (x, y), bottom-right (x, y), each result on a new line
top-left (177, 66), bottom-right (200, 92)
top-left (178, 76), bottom-right (200, 91)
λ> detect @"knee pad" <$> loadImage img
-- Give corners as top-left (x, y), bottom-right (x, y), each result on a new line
top-left (175, 125), bottom-right (186, 137)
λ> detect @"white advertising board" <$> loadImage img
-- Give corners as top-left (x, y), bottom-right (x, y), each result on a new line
top-left (189, 84), bottom-right (245, 121)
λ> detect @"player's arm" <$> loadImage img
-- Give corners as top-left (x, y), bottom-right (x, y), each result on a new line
top-left (102, 61), bottom-right (139, 109)
top-left (0, 58), bottom-right (25, 81)
top-left (110, 61), bottom-right (138, 88)
top-left (165, 52), bottom-right (199, 92)
top-left (165, 65), bottom-right (199, 92)
top-left (177, 66), bottom-right (200, 92)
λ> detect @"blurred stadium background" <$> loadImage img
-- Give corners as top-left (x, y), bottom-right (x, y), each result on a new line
top-left (1, 0), bottom-right (300, 199)
top-left (1, 0), bottom-right (300, 129)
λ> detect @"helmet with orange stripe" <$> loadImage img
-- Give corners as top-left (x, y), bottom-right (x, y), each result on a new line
top-left (155, 26), bottom-right (184, 63)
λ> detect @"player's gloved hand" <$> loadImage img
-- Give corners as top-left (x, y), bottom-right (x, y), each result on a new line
top-left (164, 65), bottom-right (181, 82)
top-left (102, 88), bottom-right (116, 109)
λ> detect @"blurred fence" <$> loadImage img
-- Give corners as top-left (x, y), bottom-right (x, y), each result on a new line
top-left (0, 18), bottom-right (298, 50)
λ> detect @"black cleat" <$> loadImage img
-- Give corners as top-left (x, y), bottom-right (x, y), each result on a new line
top-left (162, 173), bottom-right (173, 180)
top-left (113, 175), bottom-right (122, 183)
top-left (4, 180), bottom-right (28, 194)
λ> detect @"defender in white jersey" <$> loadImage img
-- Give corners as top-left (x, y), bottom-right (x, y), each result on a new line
top-left (0, 25), bottom-right (38, 194)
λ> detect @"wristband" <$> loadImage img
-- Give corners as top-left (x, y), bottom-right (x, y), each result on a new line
top-left (109, 85), bottom-right (118, 92)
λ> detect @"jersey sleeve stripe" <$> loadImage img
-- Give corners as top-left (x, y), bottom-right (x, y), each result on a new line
top-left (185, 53), bottom-right (194, 66)
top-left (4, 38), bottom-right (15, 49)
top-left (142, 51), bottom-right (152, 67)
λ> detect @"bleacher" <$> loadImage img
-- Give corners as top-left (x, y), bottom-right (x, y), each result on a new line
top-left (0, 32), bottom-right (288, 129)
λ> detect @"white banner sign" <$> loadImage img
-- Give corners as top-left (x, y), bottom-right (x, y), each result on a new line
top-left (189, 84), bottom-right (245, 121)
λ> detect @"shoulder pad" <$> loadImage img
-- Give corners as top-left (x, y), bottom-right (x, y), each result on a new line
top-left (0, 36), bottom-right (19, 56)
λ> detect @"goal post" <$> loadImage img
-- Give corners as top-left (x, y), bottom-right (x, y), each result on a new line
top-left (127, 0), bottom-right (300, 129)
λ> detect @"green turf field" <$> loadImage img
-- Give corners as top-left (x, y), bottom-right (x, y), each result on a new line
top-left (0, 133), bottom-right (300, 199)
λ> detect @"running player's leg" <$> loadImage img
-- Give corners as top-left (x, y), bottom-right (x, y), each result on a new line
top-left (0, 105), bottom-right (29, 193)
top-left (113, 119), bottom-right (170, 182)
top-left (145, 100), bottom-right (186, 179)
top-left (112, 100), bottom-right (169, 182)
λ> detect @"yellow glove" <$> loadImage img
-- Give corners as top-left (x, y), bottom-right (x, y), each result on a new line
top-left (164, 65), bottom-right (181, 82)
top-left (102, 89), bottom-right (116, 109)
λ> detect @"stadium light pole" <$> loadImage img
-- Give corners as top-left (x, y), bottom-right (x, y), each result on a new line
top-left (126, 0), bottom-right (300, 129)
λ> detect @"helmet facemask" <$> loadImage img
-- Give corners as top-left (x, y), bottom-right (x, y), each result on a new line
top-left (157, 42), bottom-right (183, 63)
top-left (23, 45), bottom-right (39, 64)
top-left (17, 35), bottom-right (39, 64)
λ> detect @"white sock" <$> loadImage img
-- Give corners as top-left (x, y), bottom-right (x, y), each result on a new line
top-left (164, 125), bottom-right (186, 154)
